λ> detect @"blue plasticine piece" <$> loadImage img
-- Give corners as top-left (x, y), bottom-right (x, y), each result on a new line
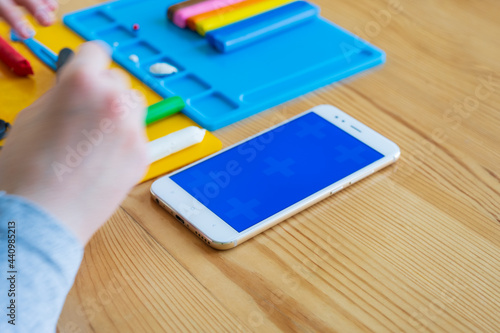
top-left (206, 1), bottom-right (320, 53)
top-left (63, 0), bottom-right (386, 131)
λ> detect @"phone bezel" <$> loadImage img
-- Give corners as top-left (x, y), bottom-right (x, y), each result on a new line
top-left (151, 105), bottom-right (400, 248)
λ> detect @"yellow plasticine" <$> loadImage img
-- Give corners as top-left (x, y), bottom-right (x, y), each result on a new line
top-left (187, 0), bottom-right (267, 31)
top-left (0, 20), bottom-right (222, 183)
top-left (196, 0), bottom-right (294, 36)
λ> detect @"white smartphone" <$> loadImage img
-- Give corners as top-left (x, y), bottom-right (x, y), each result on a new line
top-left (151, 105), bottom-right (400, 250)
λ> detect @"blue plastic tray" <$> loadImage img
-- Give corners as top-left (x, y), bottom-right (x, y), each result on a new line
top-left (64, 0), bottom-right (385, 130)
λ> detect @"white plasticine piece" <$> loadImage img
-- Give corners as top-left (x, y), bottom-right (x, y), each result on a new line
top-left (147, 126), bottom-right (207, 163)
top-left (149, 62), bottom-right (178, 76)
top-left (129, 54), bottom-right (139, 63)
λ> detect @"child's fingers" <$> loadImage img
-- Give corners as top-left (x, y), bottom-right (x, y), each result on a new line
top-left (74, 42), bottom-right (111, 72)
top-left (60, 42), bottom-right (111, 81)
top-left (104, 68), bottom-right (131, 91)
top-left (15, 0), bottom-right (54, 26)
top-left (42, 0), bottom-right (57, 11)
top-left (0, 0), bottom-right (34, 38)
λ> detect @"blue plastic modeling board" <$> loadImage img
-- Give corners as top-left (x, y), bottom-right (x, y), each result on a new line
top-left (64, 0), bottom-right (385, 131)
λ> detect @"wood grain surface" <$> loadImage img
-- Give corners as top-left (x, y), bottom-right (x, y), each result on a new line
top-left (55, 0), bottom-right (500, 332)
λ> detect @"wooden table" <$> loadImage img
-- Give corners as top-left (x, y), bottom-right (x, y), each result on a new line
top-left (56, 0), bottom-right (500, 332)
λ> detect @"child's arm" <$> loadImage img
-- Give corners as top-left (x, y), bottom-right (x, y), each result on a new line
top-left (0, 0), bottom-right (58, 38)
top-left (0, 192), bottom-right (84, 332)
top-left (0, 42), bottom-right (149, 245)
top-left (0, 42), bottom-right (148, 330)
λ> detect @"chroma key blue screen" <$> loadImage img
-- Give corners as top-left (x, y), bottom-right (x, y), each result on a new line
top-left (171, 112), bottom-right (384, 232)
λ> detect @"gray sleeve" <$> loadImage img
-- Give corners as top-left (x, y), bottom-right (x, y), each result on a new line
top-left (0, 192), bottom-right (84, 333)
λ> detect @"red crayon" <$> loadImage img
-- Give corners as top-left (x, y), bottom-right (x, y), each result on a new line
top-left (0, 35), bottom-right (33, 76)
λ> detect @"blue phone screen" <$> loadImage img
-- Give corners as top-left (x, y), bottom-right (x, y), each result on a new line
top-left (171, 112), bottom-right (384, 232)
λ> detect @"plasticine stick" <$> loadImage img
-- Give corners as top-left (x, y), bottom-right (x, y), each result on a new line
top-left (206, 1), bottom-right (319, 53)
top-left (167, 0), bottom-right (208, 21)
top-left (187, 0), bottom-right (265, 31)
top-left (146, 96), bottom-right (185, 125)
top-left (148, 126), bottom-right (207, 163)
top-left (0, 35), bottom-right (33, 76)
top-left (189, 0), bottom-right (294, 35)
top-left (173, 0), bottom-right (247, 28)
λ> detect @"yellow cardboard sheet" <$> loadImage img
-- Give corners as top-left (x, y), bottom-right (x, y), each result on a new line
top-left (0, 21), bottom-right (222, 183)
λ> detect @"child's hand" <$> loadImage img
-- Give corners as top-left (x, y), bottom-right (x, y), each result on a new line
top-left (0, 0), bottom-right (58, 38)
top-left (0, 42), bottom-right (149, 245)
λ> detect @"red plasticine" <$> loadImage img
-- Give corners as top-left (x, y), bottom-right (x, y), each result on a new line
top-left (0, 35), bottom-right (33, 76)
